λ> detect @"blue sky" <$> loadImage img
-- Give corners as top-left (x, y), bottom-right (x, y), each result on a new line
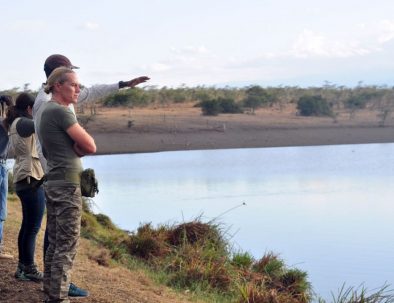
top-left (1, 0), bottom-right (394, 90)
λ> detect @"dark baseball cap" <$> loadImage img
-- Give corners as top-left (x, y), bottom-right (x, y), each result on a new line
top-left (44, 54), bottom-right (79, 78)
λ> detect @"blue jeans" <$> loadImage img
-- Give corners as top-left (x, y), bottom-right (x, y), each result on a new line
top-left (0, 164), bottom-right (8, 247)
top-left (16, 185), bottom-right (45, 265)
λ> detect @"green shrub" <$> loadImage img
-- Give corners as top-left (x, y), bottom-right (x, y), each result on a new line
top-left (200, 99), bottom-right (221, 116)
top-left (345, 96), bottom-right (368, 109)
top-left (168, 221), bottom-right (225, 249)
top-left (103, 88), bottom-right (150, 107)
top-left (243, 85), bottom-right (274, 113)
top-left (127, 88), bottom-right (151, 106)
top-left (218, 98), bottom-right (243, 113)
top-left (296, 95), bottom-right (332, 116)
top-left (103, 93), bottom-right (130, 107)
top-left (344, 91), bottom-right (381, 110)
top-left (127, 223), bottom-right (170, 259)
top-left (200, 98), bottom-right (243, 115)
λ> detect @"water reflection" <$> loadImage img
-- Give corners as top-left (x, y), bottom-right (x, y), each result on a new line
top-left (82, 143), bottom-right (394, 300)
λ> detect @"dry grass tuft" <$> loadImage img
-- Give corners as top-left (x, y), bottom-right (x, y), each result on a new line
top-left (127, 223), bottom-right (171, 259)
top-left (88, 248), bottom-right (112, 267)
top-left (168, 221), bottom-right (212, 246)
top-left (239, 285), bottom-right (303, 303)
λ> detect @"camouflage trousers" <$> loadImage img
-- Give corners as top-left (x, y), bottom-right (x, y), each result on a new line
top-left (43, 183), bottom-right (82, 303)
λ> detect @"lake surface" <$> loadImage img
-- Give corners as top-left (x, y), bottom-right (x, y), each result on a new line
top-left (82, 143), bottom-right (394, 300)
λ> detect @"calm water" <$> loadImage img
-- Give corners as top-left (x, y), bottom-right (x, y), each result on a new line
top-left (82, 144), bottom-right (394, 300)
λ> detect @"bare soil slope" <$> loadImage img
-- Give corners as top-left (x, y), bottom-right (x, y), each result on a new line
top-left (0, 196), bottom-right (201, 303)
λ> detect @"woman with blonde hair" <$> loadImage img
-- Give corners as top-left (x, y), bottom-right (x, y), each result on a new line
top-left (36, 67), bottom-right (96, 302)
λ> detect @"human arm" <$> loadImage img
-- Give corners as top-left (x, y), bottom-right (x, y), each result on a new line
top-left (16, 118), bottom-right (35, 137)
top-left (66, 123), bottom-right (96, 157)
top-left (77, 83), bottom-right (119, 105)
top-left (118, 76), bottom-right (150, 89)
top-left (77, 76), bottom-right (150, 106)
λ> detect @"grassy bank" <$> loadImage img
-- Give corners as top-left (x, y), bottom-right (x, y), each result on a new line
top-left (2, 194), bottom-right (393, 302)
top-left (81, 198), bottom-right (394, 303)
top-left (82, 199), bottom-right (312, 303)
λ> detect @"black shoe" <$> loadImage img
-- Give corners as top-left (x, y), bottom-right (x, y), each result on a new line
top-left (23, 264), bottom-right (44, 282)
top-left (15, 263), bottom-right (29, 281)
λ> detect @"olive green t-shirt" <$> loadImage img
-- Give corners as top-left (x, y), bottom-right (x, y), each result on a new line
top-left (37, 101), bottom-right (82, 183)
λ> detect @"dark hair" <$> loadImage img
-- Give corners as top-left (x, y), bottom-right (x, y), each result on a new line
top-left (0, 95), bottom-right (13, 118)
top-left (3, 93), bottom-right (35, 130)
top-left (44, 54), bottom-right (79, 78)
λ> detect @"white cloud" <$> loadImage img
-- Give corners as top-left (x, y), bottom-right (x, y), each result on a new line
top-left (4, 20), bottom-right (46, 32)
top-left (171, 45), bottom-right (210, 57)
top-left (377, 20), bottom-right (394, 43)
top-left (140, 45), bottom-right (214, 75)
top-left (170, 45), bottom-right (209, 55)
top-left (356, 23), bottom-right (367, 30)
top-left (150, 63), bottom-right (171, 72)
top-left (79, 21), bottom-right (100, 31)
top-left (290, 29), bottom-right (372, 58)
top-left (115, 23), bottom-right (393, 87)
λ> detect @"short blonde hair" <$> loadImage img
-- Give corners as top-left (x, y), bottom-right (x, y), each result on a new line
top-left (44, 67), bottom-right (75, 94)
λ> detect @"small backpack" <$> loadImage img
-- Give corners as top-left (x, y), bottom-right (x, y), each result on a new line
top-left (80, 168), bottom-right (99, 197)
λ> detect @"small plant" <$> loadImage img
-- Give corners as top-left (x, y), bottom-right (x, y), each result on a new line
top-left (279, 269), bottom-right (311, 301)
top-left (231, 252), bottom-right (254, 269)
top-left (253, 252), bottom-right (285, 278)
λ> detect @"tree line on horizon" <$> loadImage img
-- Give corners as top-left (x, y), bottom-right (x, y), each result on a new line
top-left (2, 82), bottom-right (394, 124)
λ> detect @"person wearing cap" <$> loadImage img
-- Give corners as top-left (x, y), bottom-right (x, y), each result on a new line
top-left (33, 54), bottom-right (149, 117)
top-left (33, 54), bottom-right (149, 298)
top-left (33, 54), bottom-right (149, 171)
top-left (0, 95), bottom-right (13, 260)
top-left (36, 67), bottom-right (96, 303)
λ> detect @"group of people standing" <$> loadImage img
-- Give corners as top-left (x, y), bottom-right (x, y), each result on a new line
top-left (0, 54), bottom-right (149, 303)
